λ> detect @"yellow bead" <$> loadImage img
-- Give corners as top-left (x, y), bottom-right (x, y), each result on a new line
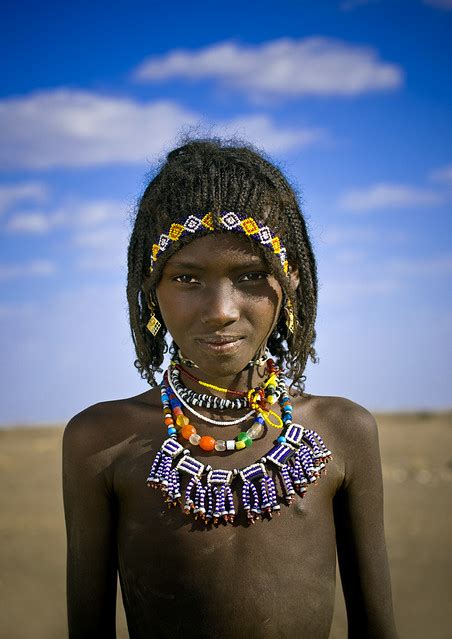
top-left (176, 414), bottom-right (190, 427)
top-left (267, 395), bottom-right (277, 404)
top-left (235, 440), bottom-right (246, 450)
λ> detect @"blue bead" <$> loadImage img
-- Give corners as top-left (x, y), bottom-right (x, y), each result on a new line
top-left (277, 436), bottom-right (286, 443)
top-left (255, 415), bottom-right (265, 424)
top-left (168, 427), bottom-right (177, 435)
top-left (282, 415), bottom-right (292, 423)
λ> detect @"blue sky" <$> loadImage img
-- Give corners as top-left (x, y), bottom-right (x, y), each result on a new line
top-left (1, 0), bottom-right (451, 424)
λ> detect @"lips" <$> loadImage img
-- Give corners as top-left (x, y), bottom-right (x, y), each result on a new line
top-left (196, 335), bottom-right (244, 345)
top-left (195, 335), bottom-right (245, 354)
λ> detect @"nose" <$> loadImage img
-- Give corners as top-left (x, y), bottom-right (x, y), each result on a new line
top-left (199, 281), bottom-right (240, 327)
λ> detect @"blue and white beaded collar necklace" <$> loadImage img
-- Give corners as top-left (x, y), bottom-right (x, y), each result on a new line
top-left (146, 358), bottom-right (332, 526)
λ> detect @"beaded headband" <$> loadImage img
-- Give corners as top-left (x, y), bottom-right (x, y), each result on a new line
top-left (150, 211), bottom-right (289, 275)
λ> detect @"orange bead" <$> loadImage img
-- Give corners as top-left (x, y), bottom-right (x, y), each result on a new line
top-left (199, 436), bottom-right (216, 451)
top-left (164, 417), bottom-right (174, 426)
top-left (181, 424), bottom-right (197, 440)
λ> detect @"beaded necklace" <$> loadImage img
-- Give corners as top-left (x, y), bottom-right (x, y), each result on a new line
top-left (170, 364), bottom-right (249, 410)
top-left (147, 359), bottom-right (332, 525)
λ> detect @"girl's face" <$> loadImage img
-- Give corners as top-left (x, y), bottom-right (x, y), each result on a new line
top-left (156, 233), bottom-right (284, 381)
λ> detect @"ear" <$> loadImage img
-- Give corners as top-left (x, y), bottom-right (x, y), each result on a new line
top-left (141, 277), bottom-right (157, 308)
top-left (288, 265), bottom-right (300, 293)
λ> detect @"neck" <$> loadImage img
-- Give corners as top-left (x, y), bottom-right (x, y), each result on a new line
top-left (176, 362), bottom-right (269, 399)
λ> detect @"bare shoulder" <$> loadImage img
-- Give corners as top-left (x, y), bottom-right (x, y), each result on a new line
top-left (300, 393), bottom-right (378, 441)
top-left (293, 393), bottom-right (380, 488)
top-left (63, 386), bottom-right (162, 458)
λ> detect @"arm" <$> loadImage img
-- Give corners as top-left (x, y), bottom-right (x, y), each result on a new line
top-left (333, 405), bottom-right (398, 638)
top-left (63, 407), bottom-right (118, 638)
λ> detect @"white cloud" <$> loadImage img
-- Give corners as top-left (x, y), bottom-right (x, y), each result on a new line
top-left (334, 249), bottom-right (368, 264)
top-left (73, 226), bottom-right (129, 272)
top-left (386, 254), bottom-right (452, 276)
top-left (75, 253), bottom-right (126, 272)
top-left (338, 182), bottom-right (443, 212)
top-left (0, 89), bottom-right (323, 169)
top-left (5, 198), bottom-right (128, 234)
top-left (0, 90), bottom-right (199, 169)
top-left (320, 276), bottom-right (398, 305)
top-left (0, 182), bottom-right (48, 215)
top-left (320, 225), bottom-right (377, 245)
top-left (211, 114), bottom-right (327, 153)
top-left (133, 37), bottom-right (403, 99)
top-left (429, 163), bottom-right (452, 184)
top-left (5, 211), bottom-right (51, 233)
top-left (0, 259), bottom-right (56, 281)
top-left (73, 226), bottom-right (127, 250)
top-left (423, 0), bottom-right (452, 10)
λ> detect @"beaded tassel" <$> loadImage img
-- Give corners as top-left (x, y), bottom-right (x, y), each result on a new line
top-left (184, 477), bottom-right (197, 512)
top-left (225, 485), bottom-right (236, 520)
top-left (194, 482), bottom-right (206, 518)
top-left (249, 482), bottom-right (261, 517)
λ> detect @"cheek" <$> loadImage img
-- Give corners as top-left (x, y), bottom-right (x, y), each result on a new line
top-left (155, 288), bottom-right (184, 330)
top-left (247, 289), bottom-right (283, 331)
top-left (154, 284), bottom-right (170, 317)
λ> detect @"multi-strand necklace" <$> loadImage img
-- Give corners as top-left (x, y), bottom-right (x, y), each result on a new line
top-left (147, 357), bottom-right (332, 525)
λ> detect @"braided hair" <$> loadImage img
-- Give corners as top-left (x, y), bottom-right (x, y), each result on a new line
top-left (127, 138), bottom-right (318, 392)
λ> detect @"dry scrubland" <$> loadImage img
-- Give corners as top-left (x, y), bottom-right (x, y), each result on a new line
top-left (0, 411), bottom-right (451, 639)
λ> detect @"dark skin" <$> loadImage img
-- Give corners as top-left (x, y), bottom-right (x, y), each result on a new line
top-left (63, 234), bottom-right (398, 638)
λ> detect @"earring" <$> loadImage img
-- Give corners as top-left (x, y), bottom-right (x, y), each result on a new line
top-left (176, 348), bottom-right (199, 369)
top-left (284, 298), bottom-right (295, 335)
top-left (146, 300), bottom-right (161, 336)
top-left (243, 346), bottom-right (271, 370)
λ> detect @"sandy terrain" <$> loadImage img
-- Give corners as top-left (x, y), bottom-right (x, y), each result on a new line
top-left (0, 411), bottom-right (451, 638)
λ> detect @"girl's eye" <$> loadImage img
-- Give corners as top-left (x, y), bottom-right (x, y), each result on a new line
top-left (173, 274), bottom-right (199, 284)
top-left (240, 272), bottom-right (269, 282)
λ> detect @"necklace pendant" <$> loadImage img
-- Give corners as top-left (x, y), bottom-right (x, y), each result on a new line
top-left (265, 442), bottom-right (296, 467)
top-left (146, 437), bottom-right (185, 487)
top-left (206, 469), bottom-right (236, 525)
top-left (284, 423), bottom-right (305, 447)
top-left (239, 463), bottom-right (281, 522)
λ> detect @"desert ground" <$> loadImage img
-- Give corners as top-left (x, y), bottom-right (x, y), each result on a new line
top-left (0, 411), bottom-right (451, 638)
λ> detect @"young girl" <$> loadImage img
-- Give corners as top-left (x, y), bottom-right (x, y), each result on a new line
top-left (63, 139), bottom-right (398, 638)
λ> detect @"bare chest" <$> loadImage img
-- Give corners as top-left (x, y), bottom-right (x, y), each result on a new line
top-left (112, 427), bottom-right (341, 638)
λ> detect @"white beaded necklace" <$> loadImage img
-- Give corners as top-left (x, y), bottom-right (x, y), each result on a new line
top-left (166, 372), bottom-right (256, 426)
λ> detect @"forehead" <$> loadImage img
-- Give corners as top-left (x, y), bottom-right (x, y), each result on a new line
top-left (164, 233), bottom-right (267, 268)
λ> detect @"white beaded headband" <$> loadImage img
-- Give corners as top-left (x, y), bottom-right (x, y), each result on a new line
top-left (150, 211), bottom-right (289, 275)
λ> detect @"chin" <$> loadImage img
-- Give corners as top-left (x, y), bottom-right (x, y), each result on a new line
top-left (189, 348), bottom-right (256, 378)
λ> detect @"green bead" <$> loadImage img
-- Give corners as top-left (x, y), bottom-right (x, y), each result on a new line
top-left (237, 432), bottom-right (253, 447)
